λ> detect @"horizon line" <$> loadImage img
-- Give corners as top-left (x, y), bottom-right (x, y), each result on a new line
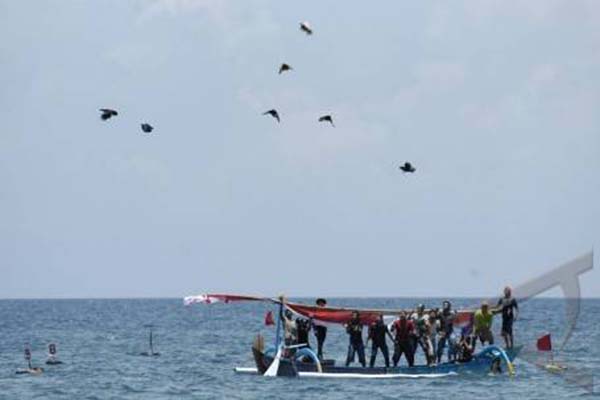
top-left (1, 295), bottom-right (598, 301)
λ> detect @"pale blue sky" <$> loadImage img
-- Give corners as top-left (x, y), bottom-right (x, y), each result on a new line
top-left (1, 0), bottom-right (599, 298)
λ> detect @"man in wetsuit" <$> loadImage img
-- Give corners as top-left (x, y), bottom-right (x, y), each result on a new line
top-left (345, 310), bottom-right (366, 367)
top-left (295, 317), bottom-right (311, 348)
top-left (391, 311), bottom-right (415, 367)
top-left (367, 313), bottom-right (392, 368)
top-left (497, 286), bottom-right (519, 349)
top-left (312, 298), bottom-right (328, 359)
top-left (436, 300), bottom-right (457, 363)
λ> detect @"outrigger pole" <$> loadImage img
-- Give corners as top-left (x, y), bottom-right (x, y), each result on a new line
top-left (263, 301), bottom-right (286, 377)
top-left (274, 301), bottom-right (283, 350)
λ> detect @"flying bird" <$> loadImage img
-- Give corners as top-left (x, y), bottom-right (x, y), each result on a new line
top-left (300, 21), bottom-right (313, 35)
top-left (263, 109), bottom-right (280, 123)
top-left (141, 123), bottom-right (153, 133)
top-left (279, 63), bottom-right (293, 74)
top-left (99, 108), bottom-right (118, 121)
top-left (318, 115), bottom-right (334, 127)
top-left (399, 162), bottom-right (416, 173)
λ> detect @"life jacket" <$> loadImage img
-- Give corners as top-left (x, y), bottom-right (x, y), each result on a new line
top-left (393, 319), bottom-right (414, 342)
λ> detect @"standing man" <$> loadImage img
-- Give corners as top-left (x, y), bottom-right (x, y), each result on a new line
top-left (278, 296), bottom-right (297, 351)
top-left (473, 301), bottom-right (495, 350)
top-left (436, 300), bottom-right (457, 363)
top-left (427, 309), bottom-right (440, 365)
top-left (367, 314), bottom-right (392, 368)
top-left (312, 298), bottom-right (328, 360)
top-left (412, 304), bottom-right (434, 365)
top-left (497, 286), bottom-right (519, 349)
top-left (345, 310), bottom-right (366, 367)
top-left (391, 311), bottom-right (415, 367)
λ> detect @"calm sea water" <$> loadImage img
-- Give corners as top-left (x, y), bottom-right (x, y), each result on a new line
top-left (0, 298), bottom-right (598, 399)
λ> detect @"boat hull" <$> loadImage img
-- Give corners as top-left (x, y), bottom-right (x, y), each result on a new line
top-left (256, 346), bottom-right (521, 376)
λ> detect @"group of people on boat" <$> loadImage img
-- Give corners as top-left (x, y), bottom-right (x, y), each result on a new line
top-left (280, 297), bottom-right (329, 359)
top-left (279, 286), bottom-right (518, 368)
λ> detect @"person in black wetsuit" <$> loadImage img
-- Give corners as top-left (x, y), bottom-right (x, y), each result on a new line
top-left (436, 300), bottom-right (457, 363)
top-left (295, 318), bottom-right (311, 348)
top-left (312, 298), bottom-right (328, 359)
top-left (497, 286), bottom-right (519, 349)
top-left (345, 310), bottom-right (366, 367)
top-left (367, 313), bottom-right (393, 368)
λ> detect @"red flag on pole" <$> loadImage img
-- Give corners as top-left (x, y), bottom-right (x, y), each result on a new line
top-left (264, 311), bottom-right (275, 326)
top-left (537, 334), bottom-right (552, 351)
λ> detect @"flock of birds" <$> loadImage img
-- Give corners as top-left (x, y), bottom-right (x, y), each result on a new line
top-left (262, 22), bottom-right (336, 130)
top-left (98, 21), bottom-right (415, 174)
top-left (99, 108), bottom-right (154, 133)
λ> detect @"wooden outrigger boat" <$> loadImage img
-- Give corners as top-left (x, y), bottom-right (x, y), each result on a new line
top-left (248, 339), bottom-right (520, 378)
top-left (184, 294), bottom-right (519, 379)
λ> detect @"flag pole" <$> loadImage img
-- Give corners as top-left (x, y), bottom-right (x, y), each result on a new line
top-left (274, 301), bottom-right (283, 350)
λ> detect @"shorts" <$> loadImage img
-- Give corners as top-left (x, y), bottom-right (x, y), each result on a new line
top-left (476, 327), bottom-right (494, 343)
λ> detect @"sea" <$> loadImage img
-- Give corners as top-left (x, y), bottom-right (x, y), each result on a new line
top-left (0, 298), bottom-right (598, 399)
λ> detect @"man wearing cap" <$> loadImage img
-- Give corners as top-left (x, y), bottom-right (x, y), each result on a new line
top-left (473, 301), bottom-right (495, 350)
top-left (312, 298), bottom-right (328, 359)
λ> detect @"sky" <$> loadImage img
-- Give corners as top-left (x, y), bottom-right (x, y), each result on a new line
top-left (1, 0), bottom-right (599, 298)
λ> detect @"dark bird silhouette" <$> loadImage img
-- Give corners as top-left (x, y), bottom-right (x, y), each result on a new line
top-left (300, 21), bottom-right (313, 35)
top-left (263, 109), bottom-right (280, 123)
top-left (279, 63), bottom-right (293, 74)
top-left (99, 108), bottom-right (118, 121)
top-left (399, 162), bottom-right (416, 173)
top-left (141, 123), bottom-right (154, 133)
top-left (318, 115), bottom-right (334, 127)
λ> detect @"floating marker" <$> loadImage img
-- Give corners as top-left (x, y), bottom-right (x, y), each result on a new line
top-left (140, 325), bottom-right (160, 357)
top-left (24, 345), bottom-right (32, 369)
top-left (46, 343), bottom-right (63, 365)
top-left (16, 343), bottom-right (44, 375)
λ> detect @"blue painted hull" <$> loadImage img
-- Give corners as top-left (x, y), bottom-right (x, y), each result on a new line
top-left (257, 346), bottom-right (521, 376)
